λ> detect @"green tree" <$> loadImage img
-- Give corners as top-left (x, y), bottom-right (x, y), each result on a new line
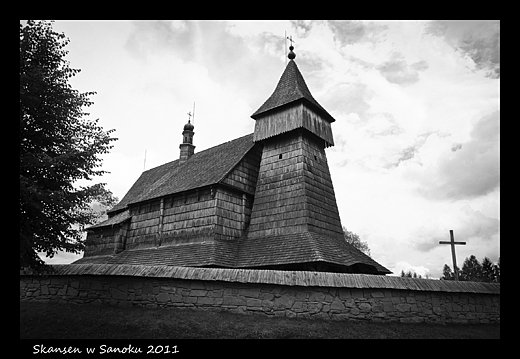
top-left (20, 20), bottom-right (117, 272)
top-left (343, 227), bottom-right (371, 257)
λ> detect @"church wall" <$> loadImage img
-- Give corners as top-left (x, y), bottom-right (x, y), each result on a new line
top-left (214, 186), bottom-right (252, 240)
top-left (126, 199), bottom-right (162, 250)
top-left (248, 131), bottom-right (308, 238)
top-left (248, 129), bottom-right (344, 239)
top-left (125, 188), bottom-right (219, 248)
top-left (160, 187), bottom-right (216, 245)
top-left (84, 227), bottom-right (120, 257)
top-left (220, 144), bottom-right (262, 195)
top-left (20, 269), bottom-right (500, 324)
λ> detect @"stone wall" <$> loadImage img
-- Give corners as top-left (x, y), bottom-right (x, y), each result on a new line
top-left (20, 274), bottom-right (500, 324)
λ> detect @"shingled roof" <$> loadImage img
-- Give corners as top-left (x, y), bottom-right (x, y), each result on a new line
top-left (75, 234), bottom-right (390, 274)
top-left (251, 59), bottom-right (335, 122)
top-left (236, 232), bottom-right (391, 274)
top-left (108, 133), bottom-right (255, 215)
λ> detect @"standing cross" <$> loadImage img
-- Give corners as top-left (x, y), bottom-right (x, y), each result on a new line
top-left (187, 111), bottom-right (192, 122)
top-left (439, 230), bottom-right (466, 281)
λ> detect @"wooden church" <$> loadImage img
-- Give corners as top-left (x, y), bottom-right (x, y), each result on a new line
top-left (75, 45), bottom-right (391, 275)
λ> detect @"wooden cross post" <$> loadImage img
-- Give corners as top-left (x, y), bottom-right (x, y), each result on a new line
top-left (439, 230), bottom-right (466, 281)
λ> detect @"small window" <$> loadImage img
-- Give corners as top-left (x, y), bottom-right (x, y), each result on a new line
top-left (314, 155), bottom-right (318, 161)
top-left (279, 154), bottom-right (283, 159)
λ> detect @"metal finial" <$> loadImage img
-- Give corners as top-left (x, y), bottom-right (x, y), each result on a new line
top-left (287, 35), bottom-right (296, 60)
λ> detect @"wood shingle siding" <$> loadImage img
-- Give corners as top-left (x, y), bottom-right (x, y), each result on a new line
top-left (247, 130), bottom-right (343, 239)
top-left (253, 103), bottom-right (334, 147)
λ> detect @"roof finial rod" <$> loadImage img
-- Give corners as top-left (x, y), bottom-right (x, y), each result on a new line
top-left (287, 35), bottom-right (296, 60)
top-left (192, 101), bottom-right (195, 125)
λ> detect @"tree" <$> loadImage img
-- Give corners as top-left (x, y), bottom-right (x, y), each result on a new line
top-left (441, 255), bottom-right (500, 282)
top-left (20, 20), bottom-right (117, 272)
top-left (481, 257), bottom-right (496, 282)
top-left (400, 270), bottom-right (422, 279)
top-left (440, 263), bottom-right (459, 281)
top-left (460, 255), bottom-right (482, 282)
top-left (343, 227), bottom-right (371, 257)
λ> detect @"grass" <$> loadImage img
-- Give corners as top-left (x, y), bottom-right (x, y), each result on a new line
top-left (20, 301), bottom-right (499, 339)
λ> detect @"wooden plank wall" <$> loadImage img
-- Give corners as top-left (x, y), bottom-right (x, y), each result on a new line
top-left (253, 103), bottom-right (334, 147)
top-left (126, 199), bottom-right (162, 250)
top-left (220, 145), bottom-right (262, 195)
top-left (160, 187), bottom-right (216, 245)
top-left (301, 105), bottom-right (334, 147)
top-left (84, 227), bottom-right (120, 257)
top-left (125, 188), bottom-right (218, 249)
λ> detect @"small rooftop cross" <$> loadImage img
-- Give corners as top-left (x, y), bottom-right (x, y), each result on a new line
top-left (286, 35), bottom-right (295, 47)
top-left (439, 230), bottom-right (466, 281)
top-left (187, 111), bottom-right (192, 122)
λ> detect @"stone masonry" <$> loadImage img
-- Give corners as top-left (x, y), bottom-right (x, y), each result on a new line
top-left (20, 274), bottom-right (500, 324)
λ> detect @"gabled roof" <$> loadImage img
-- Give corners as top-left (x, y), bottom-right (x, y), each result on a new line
top-left (251, 59), bottom-right (335, 122)
top-left (108, 133), bottom-right (256, 214)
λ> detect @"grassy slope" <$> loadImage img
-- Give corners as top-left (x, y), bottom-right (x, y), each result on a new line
top-left (20, 301), bottom-right (499, 339)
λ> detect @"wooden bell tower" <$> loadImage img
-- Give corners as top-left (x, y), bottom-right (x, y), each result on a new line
top-left (247, 44), bottom-right (344, 241)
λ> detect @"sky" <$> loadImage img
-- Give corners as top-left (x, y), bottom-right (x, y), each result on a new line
top-left (35, 20), bottom-right (500, 279)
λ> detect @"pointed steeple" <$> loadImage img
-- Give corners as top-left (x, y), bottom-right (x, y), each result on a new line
top-left (251, 47), bottom-right (334, 123)
top-left (251, 45), bottom-right (335, 147)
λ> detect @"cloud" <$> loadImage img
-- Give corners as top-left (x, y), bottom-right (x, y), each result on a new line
top-left (326, 20), bottom-right (388, 46)
top-left (412, 205), bottom-right (499, 253)
top-left (377, 52), bottom-right (429, 86)
top-left (124, 20), bottom-right (283, 110)
top-left (405, 111), bottom-right (499, 200)
top-left (390, 261), bottom-right (431, 278)
top-left (426, 20), bottom-right (499, 78)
